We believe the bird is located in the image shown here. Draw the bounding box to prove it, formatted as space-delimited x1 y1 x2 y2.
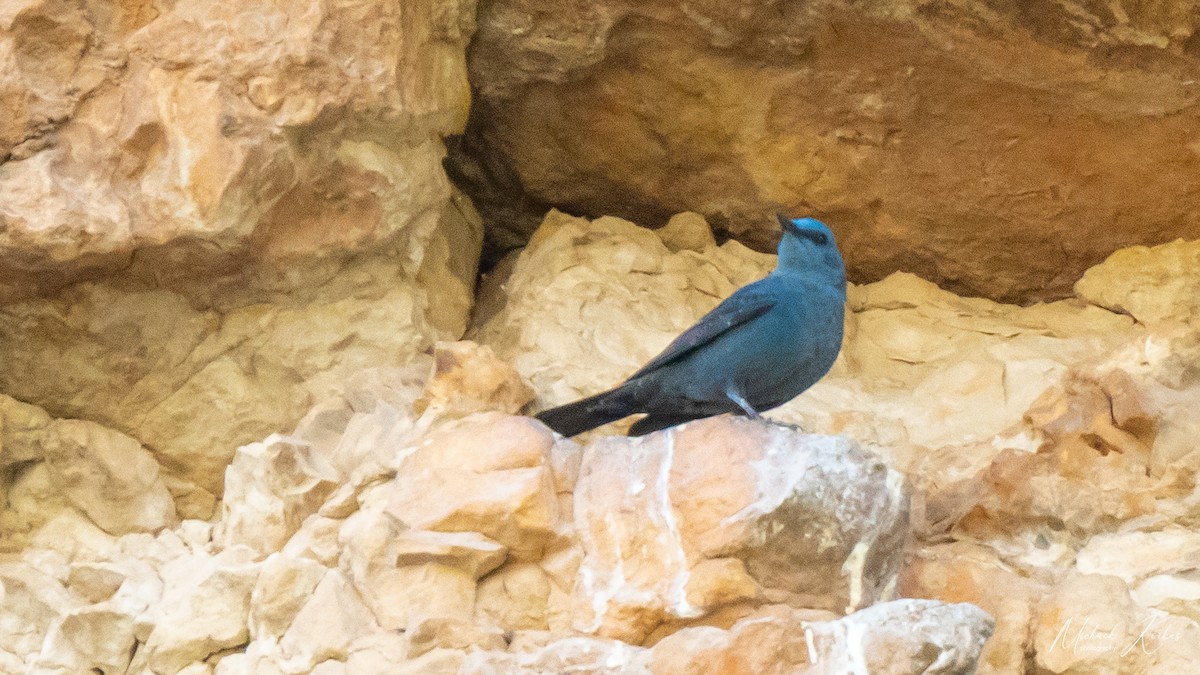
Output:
535 213 846 437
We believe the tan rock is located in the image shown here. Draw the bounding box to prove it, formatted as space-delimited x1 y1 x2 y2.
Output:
249 554 327 640
141 547 261 673
461 0 1200 301
655 212 716 253
384 412 560 560
571 416 909 642
461 633 652 674
900 542 1045 675
805 600 994 675
1033 573 1146 674
475 562 553 631
1075 240 1200 326
406 616 507 658
0 563 78 659
32 607 136 674
416 340 536 418
218 435 339 557
338 502 506 629
41 419 176 535
280 569 381 666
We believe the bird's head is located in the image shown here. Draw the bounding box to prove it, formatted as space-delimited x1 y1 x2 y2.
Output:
774 213 846 284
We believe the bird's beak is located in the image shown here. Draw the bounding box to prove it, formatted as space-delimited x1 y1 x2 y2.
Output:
776 212 798 236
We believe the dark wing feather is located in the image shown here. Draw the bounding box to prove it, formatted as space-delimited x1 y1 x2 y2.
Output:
625 290 776 381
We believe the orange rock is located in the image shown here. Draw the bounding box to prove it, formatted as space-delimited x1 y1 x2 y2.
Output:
571 416 910 642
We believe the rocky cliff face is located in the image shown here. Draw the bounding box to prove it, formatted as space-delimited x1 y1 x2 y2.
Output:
3 1 1200 673
455 0 1200 301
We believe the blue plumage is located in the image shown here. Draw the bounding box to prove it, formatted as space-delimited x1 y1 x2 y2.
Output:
536 214 847 437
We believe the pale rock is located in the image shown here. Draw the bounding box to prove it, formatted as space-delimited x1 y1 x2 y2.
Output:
0 563 78 659
279 569 381 667
803 600 994 675
385 648 466 675
571 416 909 642
1076 528 1200 587
141 546 261 673
1033 573 1147 674
178 664 215 675
416 340 535 418
384 412 560 560
650 601 990 674
0 393 52 469
338 503 505 629
473 212 1138 523
249 554 327 640
66 562 127 604
319 403 418 486
218 435 339 557
461 633 652 674
0 462 69 553
475 562 553 631
406 616 507 658
281 515 343 567
342 633 419 674
474 210 772 410
24 506 118 562
41 418 176 535
164 473 220 522
32 606 137 674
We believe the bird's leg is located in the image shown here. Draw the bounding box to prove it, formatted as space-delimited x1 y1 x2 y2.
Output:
725 386 761 419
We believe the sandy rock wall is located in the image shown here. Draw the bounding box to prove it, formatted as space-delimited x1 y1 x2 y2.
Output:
476 211 1200 674
455 0 1200 300
0 0 482 530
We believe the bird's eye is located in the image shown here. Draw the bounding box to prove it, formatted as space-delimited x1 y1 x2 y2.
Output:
812 232 828 245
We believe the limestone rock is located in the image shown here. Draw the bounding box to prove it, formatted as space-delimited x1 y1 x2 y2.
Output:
473 210 775 410
651 600 991 675
41 419 176 536
460 634 652 674
279 569 381 667
804 600 994 675
32 606 137 674
383 413 561 561
141 547 261 673
475 562 553 631
218 435 339 557
338 502 506 630
571 416 910 642
416 340 536 419
459 0 1200 301
1075 240 1200 326
248 554 328 641
406 616 507 658
0 0 484 501
0 563 78 660
900 542 1046 675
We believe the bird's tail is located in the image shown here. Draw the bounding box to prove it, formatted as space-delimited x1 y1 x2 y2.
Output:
535 386 636 438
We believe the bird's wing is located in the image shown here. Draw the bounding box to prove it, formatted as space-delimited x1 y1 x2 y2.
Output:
626 289 777 381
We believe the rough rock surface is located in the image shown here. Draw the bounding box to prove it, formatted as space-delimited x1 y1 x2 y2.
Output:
573 416 909 642
0 333 987 673
455 0 1200 300
0 0 483 511
475 211 1200 674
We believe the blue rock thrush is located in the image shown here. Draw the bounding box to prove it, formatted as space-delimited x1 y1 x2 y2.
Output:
536 213 847 437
